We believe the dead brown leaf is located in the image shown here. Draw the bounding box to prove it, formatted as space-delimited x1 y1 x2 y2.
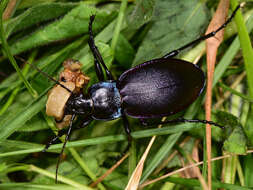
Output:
205 0 230 189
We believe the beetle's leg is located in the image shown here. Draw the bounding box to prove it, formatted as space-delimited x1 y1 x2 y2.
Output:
55 114 76 183
163 4 241 58
166 118 224 129
78 116 93 129
143 118 224 129
89 15 114 80
121 110 132 152
43 116 93 152
139 118 149 126
94 59 104 81
42 130 66 152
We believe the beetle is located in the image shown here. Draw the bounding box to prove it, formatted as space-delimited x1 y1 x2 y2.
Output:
39 5 241 182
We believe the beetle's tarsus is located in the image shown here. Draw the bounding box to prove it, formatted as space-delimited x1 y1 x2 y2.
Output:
147 118 225 129
163 4 241 58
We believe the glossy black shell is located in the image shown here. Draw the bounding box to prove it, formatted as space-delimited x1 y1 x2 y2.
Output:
117 58 205 118
89 82 121 120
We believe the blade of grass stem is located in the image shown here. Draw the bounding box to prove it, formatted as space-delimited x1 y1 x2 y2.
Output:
0 123 201 157
165 177 251 190
0 90 48 141
230 1 253 97
0 0 37 98
140 133 182 183
0 50 38 115
129 140 136 178
29 164 93 190
218 82 253 102
68 148 106 190
236 156 245 186
110 0 127 54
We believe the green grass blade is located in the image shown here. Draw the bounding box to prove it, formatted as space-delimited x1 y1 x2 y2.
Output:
0 51 37 115
213 11 253 87
230 0 253 97
0 123 202 157
110 0 127 54
163 177 252 190
0 0 37 97
140 133 182 183
218 82 253 102
0 91 48 141
0 183 80 190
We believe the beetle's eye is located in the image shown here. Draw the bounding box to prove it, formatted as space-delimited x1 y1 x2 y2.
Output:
60 77 66 82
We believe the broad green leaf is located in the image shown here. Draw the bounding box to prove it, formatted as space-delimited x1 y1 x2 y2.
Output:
114 34 135 68
133 0 209 65
127 0 155 29
8 3 116 55
215 111 247 154
223 126 247 154
3 2 77 41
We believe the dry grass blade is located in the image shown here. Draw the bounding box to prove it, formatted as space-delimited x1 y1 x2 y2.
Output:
154 136 191 175
90 152 130 188
2 0 17 20
185 140 208 190
205 0 230 189
139 150 253 189
125 117 166 190
125 136 156 190
214 72 246 109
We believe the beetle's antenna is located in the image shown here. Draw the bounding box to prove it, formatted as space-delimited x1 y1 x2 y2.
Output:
16 56 73 93
55 114 76 183
163 4 242 58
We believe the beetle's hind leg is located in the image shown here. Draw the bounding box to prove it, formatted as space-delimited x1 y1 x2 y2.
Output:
163 4 241 58
142 117 224 129
88 15 114 81
165 118 224 129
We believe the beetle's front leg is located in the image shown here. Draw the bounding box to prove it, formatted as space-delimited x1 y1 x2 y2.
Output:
88 15 114 81
42 129 67 152
43 116 93 152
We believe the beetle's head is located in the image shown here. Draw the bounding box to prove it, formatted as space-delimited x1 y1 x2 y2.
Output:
65 93 93 115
